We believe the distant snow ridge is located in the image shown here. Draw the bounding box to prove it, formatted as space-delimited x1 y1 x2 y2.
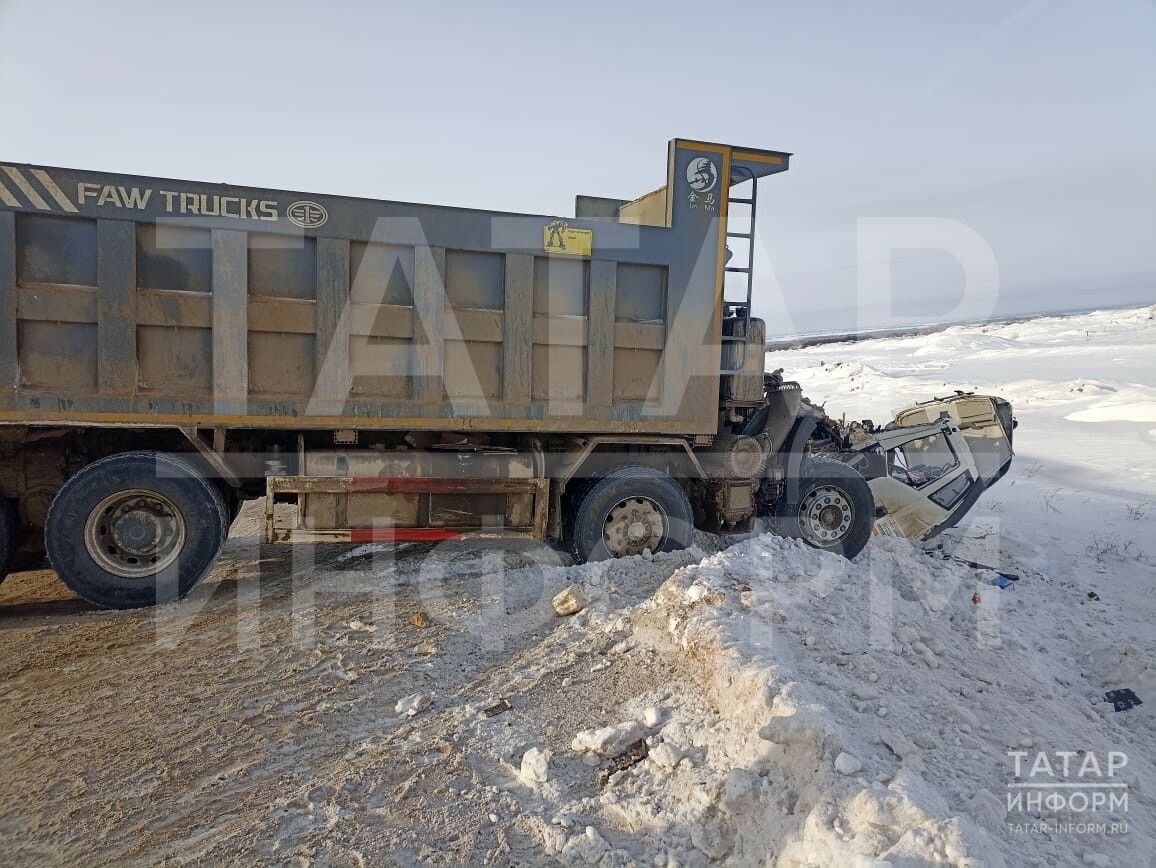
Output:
910 331 1026 357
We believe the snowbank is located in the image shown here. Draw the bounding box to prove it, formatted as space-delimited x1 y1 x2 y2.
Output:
505 306 1155 866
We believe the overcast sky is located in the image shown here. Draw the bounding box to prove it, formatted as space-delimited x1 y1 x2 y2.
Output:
1 0 1152 335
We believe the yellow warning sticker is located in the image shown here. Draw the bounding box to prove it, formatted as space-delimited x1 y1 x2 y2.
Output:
544 220 592 257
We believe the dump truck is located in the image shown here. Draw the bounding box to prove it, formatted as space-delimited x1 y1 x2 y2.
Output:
0 140 1014 608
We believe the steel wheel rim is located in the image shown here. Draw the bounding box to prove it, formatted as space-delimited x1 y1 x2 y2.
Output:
83 489 187 579
603 496 666 557
800 485 854 546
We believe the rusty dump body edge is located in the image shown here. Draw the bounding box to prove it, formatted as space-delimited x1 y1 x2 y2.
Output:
0 141 790 436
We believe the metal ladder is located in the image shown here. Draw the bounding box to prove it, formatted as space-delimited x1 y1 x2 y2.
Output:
721 165 758 374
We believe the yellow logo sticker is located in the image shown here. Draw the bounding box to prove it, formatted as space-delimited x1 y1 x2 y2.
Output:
544 219 592 257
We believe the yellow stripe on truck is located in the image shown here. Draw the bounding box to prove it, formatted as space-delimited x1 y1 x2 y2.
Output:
2 166 51 210
30 169 79 212
0 179 19 208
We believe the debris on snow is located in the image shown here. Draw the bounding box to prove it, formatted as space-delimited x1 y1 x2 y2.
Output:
1105 688 1142 712
519 747 551 787
597 739 648 785
571 721 643 757
648 742 682 770
552 585 590 616
394 693 430 717
482 698 511 718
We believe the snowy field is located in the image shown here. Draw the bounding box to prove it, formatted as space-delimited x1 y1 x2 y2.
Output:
0 306 1152 866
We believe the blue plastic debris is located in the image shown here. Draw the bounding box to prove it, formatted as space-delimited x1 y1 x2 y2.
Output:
991 574 1015 590
1105 689 1142 712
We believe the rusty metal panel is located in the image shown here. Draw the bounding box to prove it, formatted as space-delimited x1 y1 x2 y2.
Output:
445 250 504 311
137 224 211 293
17 213 96 287
503 253 533 406
314 237 351 414
412 245 444 406
351 241 414 306
531 256 588 407
453 308 504 343
444 250 504 405
611 263 665 405
211 230 248 412
614 322 665 350
248 232 316 300
16 284 95 323
247 299 315 334
533 256 586 317
11 212 101 394
249 332 315 396
248 231 318 398
531 344 585 404
96 220 136 395
444 339 502 401
586 259 616 415
18 321 98 391
0 211 15 406
349 335 412 398
348 303 414 339
613 347 662 403
268 475 548 539
136 289 211 328
615 263 666 323
138 324 211 394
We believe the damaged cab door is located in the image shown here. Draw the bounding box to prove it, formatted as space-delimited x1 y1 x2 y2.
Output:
849 395 1015 540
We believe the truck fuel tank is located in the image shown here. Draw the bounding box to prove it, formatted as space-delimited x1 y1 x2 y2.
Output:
300 449 540 531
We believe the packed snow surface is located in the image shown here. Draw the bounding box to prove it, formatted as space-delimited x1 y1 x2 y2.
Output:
1 306 1153 866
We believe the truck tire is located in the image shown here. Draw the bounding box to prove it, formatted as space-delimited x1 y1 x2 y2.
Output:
570 465 694 562
773 456 873 558
219 485 244 534
0 499 17 585
44 452 229 609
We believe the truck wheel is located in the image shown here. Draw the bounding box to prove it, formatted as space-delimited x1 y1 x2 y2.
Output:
570 466 694 562
774 456 873 558
44 452 228 609
0 499 17 584
219 485 244 534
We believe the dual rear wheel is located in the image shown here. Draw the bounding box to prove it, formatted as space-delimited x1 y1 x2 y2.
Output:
44 452 228 609
0 499 17 586
567 458 873 563
568 465 695 562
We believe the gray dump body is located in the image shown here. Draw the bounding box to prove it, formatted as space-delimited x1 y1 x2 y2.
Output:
0 140 788 436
